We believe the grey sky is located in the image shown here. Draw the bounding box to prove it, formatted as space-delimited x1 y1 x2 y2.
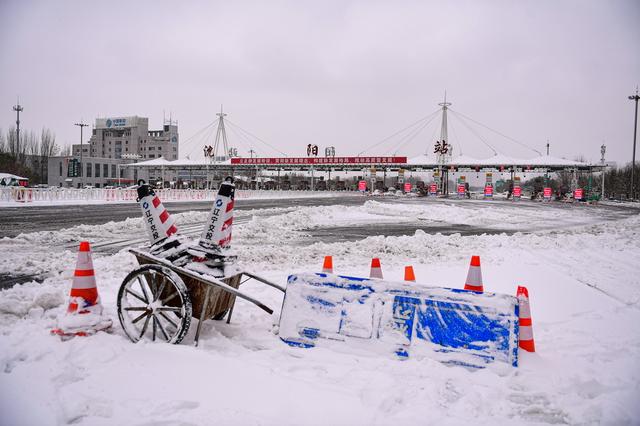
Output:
1 0 638 163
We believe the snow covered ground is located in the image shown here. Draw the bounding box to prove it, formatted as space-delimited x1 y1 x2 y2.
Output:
1 199 639 425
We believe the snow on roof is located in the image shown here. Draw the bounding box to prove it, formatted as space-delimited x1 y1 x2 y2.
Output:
129 157 172 166
407 154 438 165
0 173 28 180
446 154 482 166
473 153 525 166
521 155 590 167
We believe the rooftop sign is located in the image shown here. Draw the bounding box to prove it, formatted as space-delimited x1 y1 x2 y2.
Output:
231 156 407 165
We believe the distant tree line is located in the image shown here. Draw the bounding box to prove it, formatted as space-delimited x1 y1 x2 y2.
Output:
513 164 639 200
0 126 70 184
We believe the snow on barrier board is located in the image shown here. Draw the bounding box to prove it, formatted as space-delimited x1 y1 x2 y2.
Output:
278 273 519 368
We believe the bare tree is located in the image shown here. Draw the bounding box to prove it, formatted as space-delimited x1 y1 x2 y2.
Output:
7 127 17 157
40 128 59 157
0 129 5 153
37 128 59 183
60 144 71 156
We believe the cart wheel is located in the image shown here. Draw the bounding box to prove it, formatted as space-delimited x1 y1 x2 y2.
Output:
117 264 192 344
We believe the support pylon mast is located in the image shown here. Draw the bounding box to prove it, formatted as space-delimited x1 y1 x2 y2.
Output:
212 105 229 163
438 92 452 163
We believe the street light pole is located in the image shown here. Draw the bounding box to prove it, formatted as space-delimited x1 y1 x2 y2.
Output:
600 144 606 200
13 101 23 155
74 121 88 188
629 88 639 200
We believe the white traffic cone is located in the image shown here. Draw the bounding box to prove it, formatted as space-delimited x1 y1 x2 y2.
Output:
198 177 235 252
137 182 178 246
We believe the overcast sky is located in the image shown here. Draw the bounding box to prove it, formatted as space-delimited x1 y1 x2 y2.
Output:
1 0 638 163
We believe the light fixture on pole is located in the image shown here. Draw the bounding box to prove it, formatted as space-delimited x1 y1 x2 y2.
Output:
74 121 88 187
629 88 639 200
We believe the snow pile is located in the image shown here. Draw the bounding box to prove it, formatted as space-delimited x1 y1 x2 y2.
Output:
1 200 639 424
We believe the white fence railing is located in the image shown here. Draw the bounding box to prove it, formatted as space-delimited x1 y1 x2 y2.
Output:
0 187 353 204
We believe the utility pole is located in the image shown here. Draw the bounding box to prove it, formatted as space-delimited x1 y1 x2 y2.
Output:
75 121 88 187
629 88 639 200
600 144 606 200
13 100 23 156
546 140 550 156
248 149 255 158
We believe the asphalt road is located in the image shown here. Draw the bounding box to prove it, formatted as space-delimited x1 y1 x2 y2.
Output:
0 196 368 239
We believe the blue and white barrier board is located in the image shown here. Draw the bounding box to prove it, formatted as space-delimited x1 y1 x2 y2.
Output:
278 273 520 368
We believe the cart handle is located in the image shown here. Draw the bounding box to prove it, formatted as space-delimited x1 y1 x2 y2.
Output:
238 271 286 293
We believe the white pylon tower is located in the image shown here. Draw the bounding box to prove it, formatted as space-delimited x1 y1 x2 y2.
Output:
211 105 229 163
437 92 453 164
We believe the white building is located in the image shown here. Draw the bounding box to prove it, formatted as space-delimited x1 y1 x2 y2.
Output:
73 116 179 161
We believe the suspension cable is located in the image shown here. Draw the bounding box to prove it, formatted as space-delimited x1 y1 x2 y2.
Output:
449 108 541 155
356 108 441 156
449 111 498 155
387 112 440 155
225 119 288 157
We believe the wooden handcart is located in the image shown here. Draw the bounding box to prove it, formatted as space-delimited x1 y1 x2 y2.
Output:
117 247 285 345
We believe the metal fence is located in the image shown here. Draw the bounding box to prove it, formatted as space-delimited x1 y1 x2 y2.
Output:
0 187 350 204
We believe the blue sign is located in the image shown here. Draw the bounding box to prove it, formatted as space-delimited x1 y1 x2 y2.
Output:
106 118 127 128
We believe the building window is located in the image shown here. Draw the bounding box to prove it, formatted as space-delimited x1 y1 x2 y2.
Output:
111 164 116 178
103 164 109 177
149 154 155 158
95 163 100 177
86 163 92 177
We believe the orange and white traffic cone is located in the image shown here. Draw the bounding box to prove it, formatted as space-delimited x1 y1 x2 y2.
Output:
52 241 112 338
137 183 178 246
322 256 333 274
370 258 383 279
463 255 484 292
404 266 416 282
67 241 99 314
517 286 535 352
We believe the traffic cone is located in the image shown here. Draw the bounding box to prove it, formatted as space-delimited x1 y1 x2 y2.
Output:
198 177 235 252
52 241 111 338
463 255 483 292
517 286 535 352
404 266 416 282
322 256 333 274
67 241 99 313
369 258 383 279
137 183 178 246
